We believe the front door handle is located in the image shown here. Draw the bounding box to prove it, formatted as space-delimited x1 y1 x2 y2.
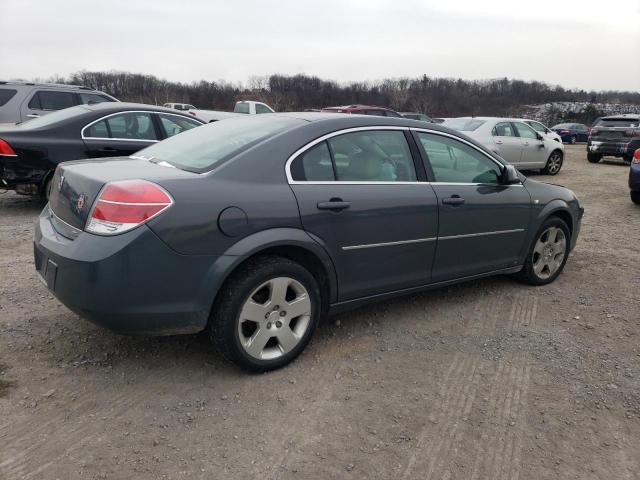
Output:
317 199 351 211
442 196 465 206
495 140 503 145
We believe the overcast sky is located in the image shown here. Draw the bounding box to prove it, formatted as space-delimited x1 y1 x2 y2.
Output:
1 0 639 92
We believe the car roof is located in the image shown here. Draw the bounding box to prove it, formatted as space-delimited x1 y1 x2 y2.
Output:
83 102 198 116
0 81 99 91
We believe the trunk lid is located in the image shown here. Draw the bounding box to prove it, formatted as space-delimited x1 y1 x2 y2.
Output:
591 117 640 141
49 157 196 230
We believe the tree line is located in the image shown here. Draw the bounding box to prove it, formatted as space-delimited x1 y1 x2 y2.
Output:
42 70 640 121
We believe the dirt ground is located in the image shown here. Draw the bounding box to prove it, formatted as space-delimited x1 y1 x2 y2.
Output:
0 145 638 480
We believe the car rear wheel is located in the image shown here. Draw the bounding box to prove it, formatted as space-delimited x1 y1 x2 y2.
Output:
516 217 570 286
587 153 602 163
542 151 563 175
623 154 632 165
631 191 640 205
209 255 321 372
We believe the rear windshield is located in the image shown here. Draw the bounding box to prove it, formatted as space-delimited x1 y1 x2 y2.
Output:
594 118 640 128
17 105 89 128
0 88 17 107
442 118 486 131
234 102 250 114
133 115 302 173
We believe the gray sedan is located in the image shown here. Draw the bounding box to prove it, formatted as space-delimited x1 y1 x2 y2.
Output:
444 117 566 175
34 113 583 371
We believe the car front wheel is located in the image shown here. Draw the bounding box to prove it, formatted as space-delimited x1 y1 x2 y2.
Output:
587 153 602 163
209 255 321 372
516 217 570 286
542 151 563 175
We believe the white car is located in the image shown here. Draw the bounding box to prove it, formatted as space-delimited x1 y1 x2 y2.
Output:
189 101 276 123
443 117 565 175
163 103 196 111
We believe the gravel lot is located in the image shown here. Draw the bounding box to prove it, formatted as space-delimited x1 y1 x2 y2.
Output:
1 145 639 479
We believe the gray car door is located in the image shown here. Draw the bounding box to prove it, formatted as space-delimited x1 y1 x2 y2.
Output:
414 130 531 281
288 128 439 301
514 121 547 167
491 121 524 165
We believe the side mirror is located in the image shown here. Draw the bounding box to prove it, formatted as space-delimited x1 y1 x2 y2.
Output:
502 164 521 185
536 132 544 141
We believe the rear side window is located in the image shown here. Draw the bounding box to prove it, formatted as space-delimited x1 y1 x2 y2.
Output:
85 120 109 138
234 102 250 114
291 130 417 182
417 132 501 184
106 112 157 140
134 115 302 173
79 93 114 105
492 122 516 137
28 91 76 111
0 88 17 107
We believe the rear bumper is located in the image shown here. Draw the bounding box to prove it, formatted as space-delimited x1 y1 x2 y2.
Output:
587 140 640 158
34 206 230 335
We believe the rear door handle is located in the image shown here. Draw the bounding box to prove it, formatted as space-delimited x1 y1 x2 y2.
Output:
317 199 351 211
99 147 117 152
26 114 40 118
442 196 465 206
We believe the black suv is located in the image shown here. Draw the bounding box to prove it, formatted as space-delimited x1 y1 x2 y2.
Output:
0 82 118 124
587 114 640 164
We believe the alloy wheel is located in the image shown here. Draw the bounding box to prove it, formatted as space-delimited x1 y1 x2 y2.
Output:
546 153 562 174
532 227 567 280
237 277 312 360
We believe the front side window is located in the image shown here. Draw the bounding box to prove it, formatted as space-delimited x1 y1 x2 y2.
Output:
514 122 538 139
492 122 515 137
79 93 114 105
28 91 76 111
255 104 271 114
417 132 501 184
105 112 157 140
158 113 201 137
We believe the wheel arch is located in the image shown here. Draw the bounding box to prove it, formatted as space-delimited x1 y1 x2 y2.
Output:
205 228 338 322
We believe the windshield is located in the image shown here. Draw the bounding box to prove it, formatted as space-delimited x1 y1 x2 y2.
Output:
18 106 89 128
133 115 302 173
443 118 486 131
595 118 639 128
234 102 250 114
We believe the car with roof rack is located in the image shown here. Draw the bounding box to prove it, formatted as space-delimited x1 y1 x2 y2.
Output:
0 81 118 125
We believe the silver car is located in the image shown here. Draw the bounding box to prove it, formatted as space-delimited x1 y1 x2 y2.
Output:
443 117 565 175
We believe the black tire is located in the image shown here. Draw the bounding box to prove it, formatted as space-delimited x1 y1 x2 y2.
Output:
43 177 53 201
623 154 632 165
587 152 602 163
515 217 571 286
631 191 640 205
541 150 563 175
570 135 577 145
209 255 321 372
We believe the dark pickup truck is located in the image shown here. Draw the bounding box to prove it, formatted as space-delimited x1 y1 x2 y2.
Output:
587 114 640 164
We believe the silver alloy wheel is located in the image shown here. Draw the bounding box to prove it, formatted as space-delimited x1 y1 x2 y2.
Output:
546 153 562 174
237 277 312 360
532 226 567 280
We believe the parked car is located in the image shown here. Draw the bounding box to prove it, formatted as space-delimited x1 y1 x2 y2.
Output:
517 119 562 143
34 113 583 372
629 148 640 204
187 109 243 123
0 81 118 125
587 114 640 164
401 112 433 122
233 101 275 114
163 103 197 111
444 117 565 175
0 102 204 197
321 105 403 117
550 123 590 144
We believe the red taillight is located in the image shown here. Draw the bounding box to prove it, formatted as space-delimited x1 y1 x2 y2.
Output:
86 180 173 235
633 149 640 164
0 139 16 156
